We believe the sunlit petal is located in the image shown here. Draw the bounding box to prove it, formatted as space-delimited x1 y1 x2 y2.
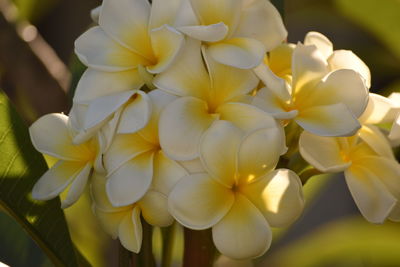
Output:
304 31 333 59
178 23 228 42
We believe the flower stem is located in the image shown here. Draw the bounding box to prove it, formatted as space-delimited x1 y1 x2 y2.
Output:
138 219 156 267
183 228 215 267
161 223 176 267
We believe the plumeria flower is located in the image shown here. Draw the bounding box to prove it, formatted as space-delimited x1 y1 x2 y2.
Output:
253 42 369 136
91 172 175 253
169 121 304 259
30 113 102 208
178 0 287 69
299 126 400 223
103 90 187 207
155 39 283 160
388 93 400 145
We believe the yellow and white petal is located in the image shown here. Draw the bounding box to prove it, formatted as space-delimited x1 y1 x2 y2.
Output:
95 208 129 239
291 43 328 94
118 207 143 253
207 37 266 69
179 23 228 42
140 190 173 227
302 69 368 117
32 160 87 201
212 194 272 260
90 6 101 24
200 121 242 187
84 91 136 130
91 172 125 212
153 38 210 100
189 0 241 32
152 151 187 195
159 97 217 161
147 25 185 74
118 91 152 134
104 133 154 175
73 69 143 104
234 0 287 51
304 32 333 60
359 125 394 159
168 173 234 230
99 0 153 60
240 169 304 227
218 102 282 132
61 163 92 209
30 114 91 161
149 0 183 29
389 115 400 144
299 131 351 172
96 108 122 152
268 43 295 78
106 152 154 207
328 50 371 88
345 166 397 224
204 48 258 103
75 26 148 71
253 63 291 102
138 90 178 145
296 103 360 137
178 158 205 174
252 88 297 120
238 128 285 182
359 93 399 124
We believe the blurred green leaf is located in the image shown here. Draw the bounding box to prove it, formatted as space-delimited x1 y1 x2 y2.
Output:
0 91 88 267
335 0 400 60
266 217 400 267
12 0 59 22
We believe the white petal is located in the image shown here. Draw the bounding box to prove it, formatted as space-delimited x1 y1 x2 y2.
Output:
207 37 266 69
328 49 371 88
238 128 285 182
241 169 304 227
159 97 217 161
61 163 92 208
212 194 272 259
84 90 136 130
118 91 152 134
32 161 87 201
29 113 91 161
99 0 153 60
118 207 143 253
75 26 148 71
168 173 234 230
90 6 101 24
147 25 185 74
292 43 328 94
389 115 400 143
345 166 397 224
304 31 333 59
106 152 154 207
178 158 205 174
252 88 297 120
359 125 395 159
140 190 173 227
200 120 242 187
299 131 351 172
218 102 282 132
359 93 399 124
73 69 143 104
295 103 360 137
149 0 184 29
178 23 228 42
153 38 210 99
234 0 287 51
302 69 369 118
95 208 129 239
152 151 187 195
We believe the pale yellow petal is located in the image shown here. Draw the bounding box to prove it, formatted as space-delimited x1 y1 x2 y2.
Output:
118 207 142 253
359 93 399 124
139 190 173 227
240 169 304 227
267 43 295 78
304 31 333 59
168 173 234 230
200 121 242 187
159 97 217 161
149 0 183 29
359 125 395 159
212 194 272 259
252 88 297 120
61 163 92 209
178 23 228 42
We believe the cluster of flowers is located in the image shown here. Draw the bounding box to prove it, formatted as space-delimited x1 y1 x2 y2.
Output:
29 0 400 260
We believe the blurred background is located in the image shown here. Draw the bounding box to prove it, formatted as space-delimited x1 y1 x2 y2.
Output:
0 0 400 266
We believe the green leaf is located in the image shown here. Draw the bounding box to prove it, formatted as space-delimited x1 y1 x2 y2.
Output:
0 91 88 267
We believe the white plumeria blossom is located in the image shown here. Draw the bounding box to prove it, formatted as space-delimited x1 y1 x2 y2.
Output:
155 38 284 160
30 113 102 208
169 121 304 259
178 0 287 69
91 172 175 253
103 90 187 207
299 127 400 224
388 93 400 145
253 41 369 137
